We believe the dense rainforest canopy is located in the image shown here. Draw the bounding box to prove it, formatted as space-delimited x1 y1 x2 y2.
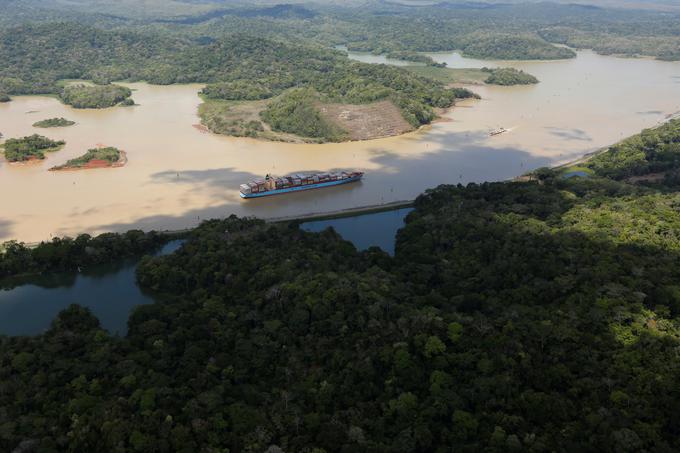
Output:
1 1 680 450
1 119 680 451
0 230 167 282
1 1 679 63
586 118 680 182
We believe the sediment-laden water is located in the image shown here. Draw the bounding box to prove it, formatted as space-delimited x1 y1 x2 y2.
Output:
1 50 679 243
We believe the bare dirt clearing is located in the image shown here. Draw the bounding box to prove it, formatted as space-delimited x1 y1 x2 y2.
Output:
318 100 413 141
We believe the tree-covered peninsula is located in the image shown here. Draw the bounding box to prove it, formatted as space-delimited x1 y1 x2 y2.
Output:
482 67 539 85
0 93 9 102
60 84 133 109
32 117 76 128
0 134 64 162
193 36 469 141
1 118 680 451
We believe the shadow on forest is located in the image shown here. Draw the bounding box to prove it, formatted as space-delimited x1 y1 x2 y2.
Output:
391 180 680 329
3 176 680 452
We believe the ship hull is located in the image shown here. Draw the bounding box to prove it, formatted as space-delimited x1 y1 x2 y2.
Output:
241 175 362 198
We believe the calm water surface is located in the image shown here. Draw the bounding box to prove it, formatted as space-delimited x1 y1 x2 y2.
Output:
301 207 413 255
1 51 679 242
0 240 183 336
0 206 411 336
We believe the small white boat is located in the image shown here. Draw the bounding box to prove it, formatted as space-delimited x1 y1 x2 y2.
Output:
490 127 507 136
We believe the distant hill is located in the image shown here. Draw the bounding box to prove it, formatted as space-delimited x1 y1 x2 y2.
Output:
161 3 317 24
235 4 317 19
381 0 680 11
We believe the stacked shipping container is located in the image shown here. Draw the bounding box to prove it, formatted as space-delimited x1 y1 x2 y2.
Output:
239 171 364 198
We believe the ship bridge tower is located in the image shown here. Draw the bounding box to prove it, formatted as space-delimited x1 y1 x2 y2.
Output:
264 173 276 191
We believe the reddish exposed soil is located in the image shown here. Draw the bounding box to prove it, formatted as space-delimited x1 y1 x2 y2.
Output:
49 150 127 172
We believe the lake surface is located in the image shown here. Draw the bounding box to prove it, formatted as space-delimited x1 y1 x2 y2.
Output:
301 207 413 255
1 50 679 243
0 206 411 337
0 240 183 336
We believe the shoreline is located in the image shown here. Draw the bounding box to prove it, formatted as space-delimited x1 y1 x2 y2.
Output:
1 143 66 166
267 200 415 224
3 96 678 245
18 201 416 249
198 94 471 144
12 111 680 247
541 110 680 175
49 150 127 172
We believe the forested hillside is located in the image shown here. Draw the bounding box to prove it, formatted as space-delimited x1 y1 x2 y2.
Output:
1 1 679 62
1 2 678 137
1 120 680 451
0 24 177 94
0 25 459 139
169 2 679 61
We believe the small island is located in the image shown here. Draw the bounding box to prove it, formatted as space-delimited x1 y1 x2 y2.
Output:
481 67 539 85
33 117 76 128
49 146 126 171
0 134 65 162
0 93 10 103
60 84 133 109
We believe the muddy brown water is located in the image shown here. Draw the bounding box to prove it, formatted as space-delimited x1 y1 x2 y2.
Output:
1 50 680 243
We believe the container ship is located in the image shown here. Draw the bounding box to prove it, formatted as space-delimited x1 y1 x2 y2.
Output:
240 171 364 198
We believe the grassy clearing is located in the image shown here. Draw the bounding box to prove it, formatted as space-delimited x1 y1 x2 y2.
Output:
404 66 489 84
198 98 309 143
